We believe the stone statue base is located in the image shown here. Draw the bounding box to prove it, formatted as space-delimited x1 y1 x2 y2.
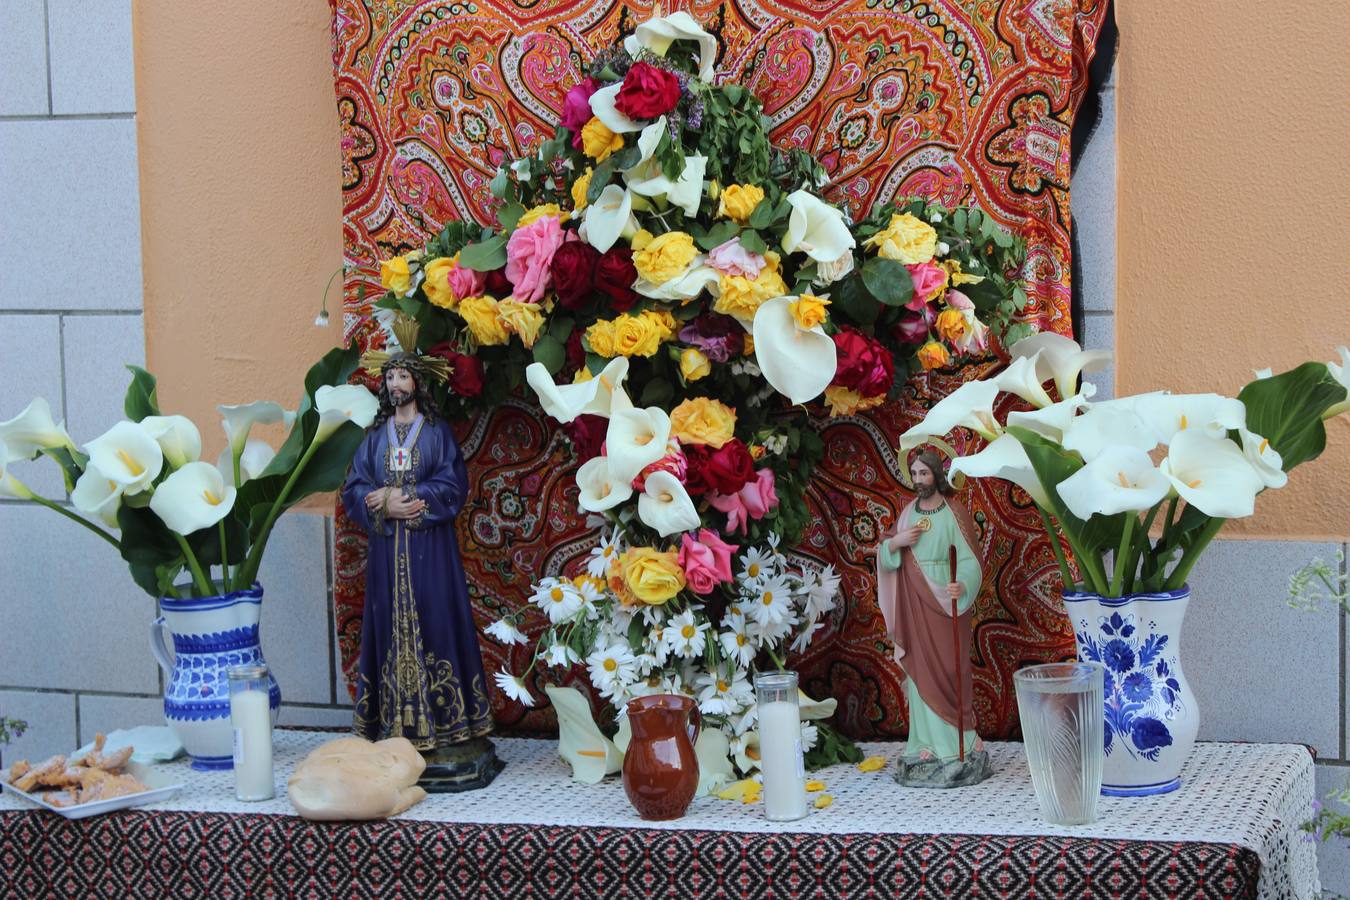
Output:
894 749 992 789
419 737 505 793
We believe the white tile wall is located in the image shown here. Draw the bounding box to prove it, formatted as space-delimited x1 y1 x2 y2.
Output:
0 2 50 117
47 0 135 115
0 690 76 765
61 312 146 439
0 313 67 496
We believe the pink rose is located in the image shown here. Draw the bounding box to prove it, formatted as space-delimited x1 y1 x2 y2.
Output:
505 216 565 303
895 311 929 344
448 262 486 302
707 238 765 279
946 288 973 311
561 77 600 149
905 262 948 312
709 469 779 534
678 528 739 595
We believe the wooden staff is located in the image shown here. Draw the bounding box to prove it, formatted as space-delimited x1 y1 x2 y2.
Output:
949 543 964 762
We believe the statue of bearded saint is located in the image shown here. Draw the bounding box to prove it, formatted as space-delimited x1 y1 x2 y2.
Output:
876 447 992 787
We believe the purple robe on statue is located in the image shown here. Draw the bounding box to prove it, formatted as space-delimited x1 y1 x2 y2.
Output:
340 414 494 751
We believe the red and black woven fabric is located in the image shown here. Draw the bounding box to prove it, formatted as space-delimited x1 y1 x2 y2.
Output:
0 809 1259 899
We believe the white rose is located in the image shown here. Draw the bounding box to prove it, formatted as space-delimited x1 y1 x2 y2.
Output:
813 249 856 287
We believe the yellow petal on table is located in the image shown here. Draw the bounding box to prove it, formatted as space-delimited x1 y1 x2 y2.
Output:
805 780 826 792
715 779 762 802
741 788 762 805
814 794 834 809
857 756 887 773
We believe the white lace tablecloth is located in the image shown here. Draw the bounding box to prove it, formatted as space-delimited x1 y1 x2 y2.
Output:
0 732 1320 899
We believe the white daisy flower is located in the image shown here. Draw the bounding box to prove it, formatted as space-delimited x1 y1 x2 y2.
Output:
485 618 528 646
645 625 672 666
575 577 605 620
534 580 585 624
694 668 753 717
634 652 662 677
738 546 774 583
806 565 841 619
750 613 796 648
800 722 819 751
493 670 535 707
731 703 758 736
587 530 624 578
763 433 788 456
764 532 786 565
718 615 757 669
749 575 793 627
542 643 580 668
668 609 711 659
790 618 825 655
586 643 638 702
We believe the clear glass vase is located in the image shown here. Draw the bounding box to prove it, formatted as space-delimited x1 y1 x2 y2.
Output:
1015 662 1105 825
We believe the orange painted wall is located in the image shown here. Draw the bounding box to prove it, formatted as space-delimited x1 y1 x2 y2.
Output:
1115 1 1350 540
133 1 342 463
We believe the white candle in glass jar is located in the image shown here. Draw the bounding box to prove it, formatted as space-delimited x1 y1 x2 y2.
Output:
757 699 808 821
230 689 274 801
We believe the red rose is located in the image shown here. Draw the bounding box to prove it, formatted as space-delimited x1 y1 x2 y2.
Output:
550 241 599 311
594 247 639 312
564 414 607 463
614 62 682 121
688 439 755 496
565 329 586 373
832 328 896 398
429 344 486 398
484 267 513 298
561 77 601 147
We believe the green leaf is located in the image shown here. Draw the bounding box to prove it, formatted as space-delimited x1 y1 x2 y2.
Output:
747 198 775 230
116 503 183 597
738 230 768 255
1237 361 1347 471
586 156 621 204
548 316 575 343
640 379 674 407
1006 426 1125 555
861 257 915 307
39 447 85 493
457 235 508 272
532 334 566 376
123 366 161 422
832 272 879 325
497 202 525 232
695 220 739 252
489 167 509 200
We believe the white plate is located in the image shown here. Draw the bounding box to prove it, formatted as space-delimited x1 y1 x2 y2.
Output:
1 761 184 820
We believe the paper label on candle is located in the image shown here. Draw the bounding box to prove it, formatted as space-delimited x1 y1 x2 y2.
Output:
795 741 805 779
233 728 243 767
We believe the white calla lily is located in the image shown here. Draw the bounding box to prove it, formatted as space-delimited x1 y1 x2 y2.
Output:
1009 332 1111 402
623 11 717 82
581 184 635 254
993 353 1055 409
314 384 379 442
587 82 643 134
85 421 164 494
605 406 672 485
575 456 635 513
219 401 286 454
216 440 276 486
545 685 623 784
634 263 719 302
637 470 701 537
627 154 706 217
149 461 237 535
751 296 838 405
1059 402 1158 462
1238 428 1287 489
71 464 125 529
1056 446 1171 519
780 189 856 262
0 398 75 460
1129 392 1246 445
1326 347 1350 418
949 434 1052 508
624 118 668 174
1158 428 1264 518
899 380 1001 451
141 415 202 469
0 440 33 499
527 357 632 423
1005 389 1093 443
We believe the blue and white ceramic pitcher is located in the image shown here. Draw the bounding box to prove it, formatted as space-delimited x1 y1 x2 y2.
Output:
150 584 280 770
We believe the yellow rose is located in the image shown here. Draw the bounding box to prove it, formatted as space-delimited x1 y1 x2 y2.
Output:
917 340 951 371
621 547 686 605
517 203 566 228
458 295 509 346
645 310 678 340
630 229 654 251
824 386 886 417
712 261 787 323
944 259 985 286
717 184 765 225
571 167 593 213
743 334 755 356
586 320 617 357
634 231 697 285
670 396 737 448
680 347 711 382
497 298 546 348
935 308 968 344
380 255 413 294
581 116 624 162
572 366 594 384
864 212 938 264
422 256 459 310
789 293 831 330
612 313 662 358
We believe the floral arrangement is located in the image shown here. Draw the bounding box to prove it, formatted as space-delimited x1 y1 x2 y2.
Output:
901 336 1349 598
0 346 375 598
361 12 1025 773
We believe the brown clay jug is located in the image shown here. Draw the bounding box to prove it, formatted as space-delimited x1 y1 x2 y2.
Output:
622 694 702 820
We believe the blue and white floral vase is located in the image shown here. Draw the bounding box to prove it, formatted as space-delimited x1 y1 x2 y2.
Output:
149 584 281 771
1063 586 1198 797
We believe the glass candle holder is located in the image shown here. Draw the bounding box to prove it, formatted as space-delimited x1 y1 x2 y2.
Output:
754 671 808 822
228 664 274 801
1014 662 1105 825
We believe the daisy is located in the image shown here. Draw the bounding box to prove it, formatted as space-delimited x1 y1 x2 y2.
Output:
731 703 758 736
790 618 825 655
645 625 672 666
534 580 585 624
751 613 796 648
493 670 535 707
586 530 624 578
749 575 793 628
586 643 638 702
718 615 756 669
738 546 774 583
800 722 819 751
695 668 752 717
573 576 605 620
485 618 528 646
668 609 711 659
764 532 787 566
542 643 580 668
806 564 841 619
